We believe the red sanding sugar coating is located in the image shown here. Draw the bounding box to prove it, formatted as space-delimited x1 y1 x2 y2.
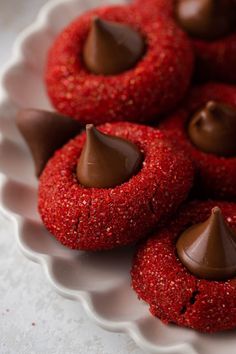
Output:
133 0 173 21
45 5 193 125
38 123 194 251
133 0 236 83
131 200 236 333
160 83 236 200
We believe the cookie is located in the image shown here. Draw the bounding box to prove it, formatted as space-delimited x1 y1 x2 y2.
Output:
131 200 236 333
160 83 236 200
38 122 194 250
46 4 193 125
134 0 236 83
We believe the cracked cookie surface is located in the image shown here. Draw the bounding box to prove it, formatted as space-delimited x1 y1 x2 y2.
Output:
131 200 236 333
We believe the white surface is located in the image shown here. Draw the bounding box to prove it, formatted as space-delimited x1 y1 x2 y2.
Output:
0 1 143 353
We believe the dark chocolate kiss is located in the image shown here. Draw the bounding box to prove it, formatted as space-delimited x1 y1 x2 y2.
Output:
83 17 145 75
176 207 236 280
76 124 143 188
17 109 82 177
175 0 236 40
188 100 236 157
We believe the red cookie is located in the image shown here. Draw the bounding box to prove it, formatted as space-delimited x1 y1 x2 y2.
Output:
160 83 236 200
134 0 236 83
38 122 194 251
131 200 236 333
45 5 193 125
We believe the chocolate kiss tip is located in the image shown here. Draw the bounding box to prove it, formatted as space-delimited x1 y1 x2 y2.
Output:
92 16 99 23
206 101 217 111
92 16 104 27
91 17 102 30
76 125 143 189
212 206 221 215
177 206 236 280
86 124 94 131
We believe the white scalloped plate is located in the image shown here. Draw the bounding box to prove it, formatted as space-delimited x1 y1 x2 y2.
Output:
0 1 236 353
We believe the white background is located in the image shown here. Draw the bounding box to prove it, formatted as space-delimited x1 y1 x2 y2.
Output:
0 1 143 353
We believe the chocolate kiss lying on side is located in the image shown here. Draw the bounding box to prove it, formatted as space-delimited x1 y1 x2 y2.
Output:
17 109 83 177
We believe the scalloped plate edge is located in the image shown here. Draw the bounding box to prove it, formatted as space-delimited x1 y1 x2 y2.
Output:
0 1 198 353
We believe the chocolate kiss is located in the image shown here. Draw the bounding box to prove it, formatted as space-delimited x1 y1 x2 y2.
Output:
83 17 145 75
188 100 236 157
175 0 236 40
76 124 143 188
17 109 82 177
177 207 236 280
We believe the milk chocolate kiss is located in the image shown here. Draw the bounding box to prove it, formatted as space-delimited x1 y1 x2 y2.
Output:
175 0 236 40
17 109 82 177
76 125 143 188
83 17 145 75
177 207 236 280
188 101 236 157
